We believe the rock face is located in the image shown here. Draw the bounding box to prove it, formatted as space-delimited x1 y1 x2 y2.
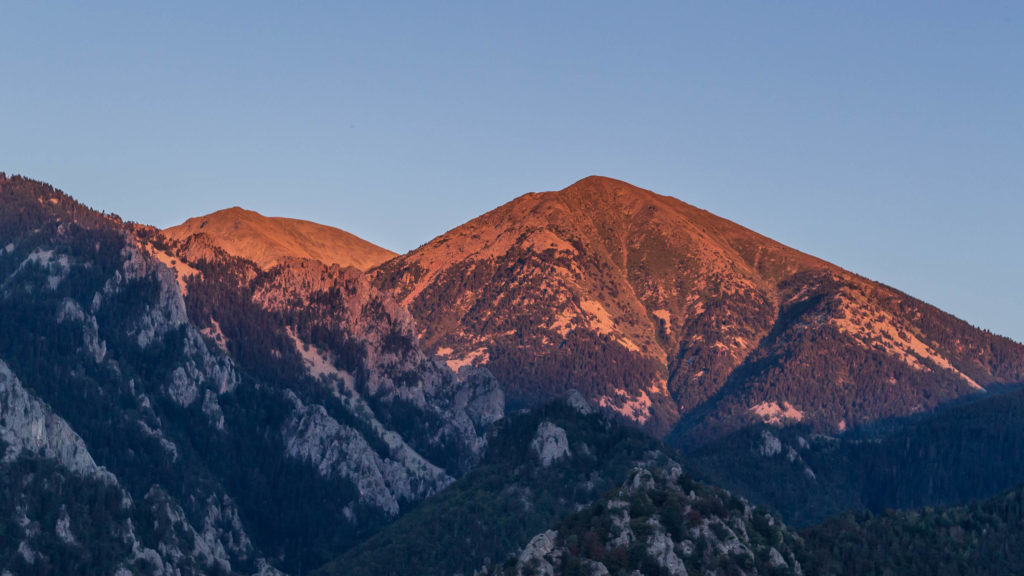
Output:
530 421 572 467
155 201 503 569
163 206 396 270
282 391 452 517
0 175 275 574
515 531 559 576
375 175 1024 442
248 257 503 456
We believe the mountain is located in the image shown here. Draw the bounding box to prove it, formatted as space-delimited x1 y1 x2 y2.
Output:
376 175 1024 441
0 174 498 574
163 207 395 271
6 171 1024 575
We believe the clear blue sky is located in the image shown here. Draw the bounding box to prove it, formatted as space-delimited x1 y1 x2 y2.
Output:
2 2 1022 342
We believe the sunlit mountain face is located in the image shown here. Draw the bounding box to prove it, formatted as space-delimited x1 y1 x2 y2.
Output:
163 206 396 271
375 175 1024 442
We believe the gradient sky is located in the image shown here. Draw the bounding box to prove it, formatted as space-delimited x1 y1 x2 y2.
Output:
2 2 1022 342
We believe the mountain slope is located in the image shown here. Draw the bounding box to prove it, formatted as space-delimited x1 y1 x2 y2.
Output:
376 175 1024 440
1 175 266 574
163 207 395 270
0 174 498 574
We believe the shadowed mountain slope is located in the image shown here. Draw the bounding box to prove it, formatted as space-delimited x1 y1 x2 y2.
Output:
685 383 1024 527
0 174 497 574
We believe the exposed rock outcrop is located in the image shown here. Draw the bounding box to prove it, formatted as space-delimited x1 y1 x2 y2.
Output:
283 391 452 517
530 421 572 467
0 360 115 484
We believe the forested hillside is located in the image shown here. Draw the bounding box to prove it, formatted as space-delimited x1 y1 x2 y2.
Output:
802 487 1024 576
481 465 804 576
321 397 806 576
687 385 1024 526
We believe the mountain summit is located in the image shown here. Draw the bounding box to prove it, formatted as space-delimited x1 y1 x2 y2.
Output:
163 206 395 270
377 176 1024 440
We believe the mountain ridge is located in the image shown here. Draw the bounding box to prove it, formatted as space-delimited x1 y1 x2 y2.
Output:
146 174 1024 442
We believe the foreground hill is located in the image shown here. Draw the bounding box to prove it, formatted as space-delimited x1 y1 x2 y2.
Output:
326 394 1024 576
483 465 804 576
163 207 395 270
376 175 1024 441
321 398 803 576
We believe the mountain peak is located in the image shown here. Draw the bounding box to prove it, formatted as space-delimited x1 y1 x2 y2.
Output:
163 208 396 271
566 174 642 190
554 175 657 205
203 206 267 221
